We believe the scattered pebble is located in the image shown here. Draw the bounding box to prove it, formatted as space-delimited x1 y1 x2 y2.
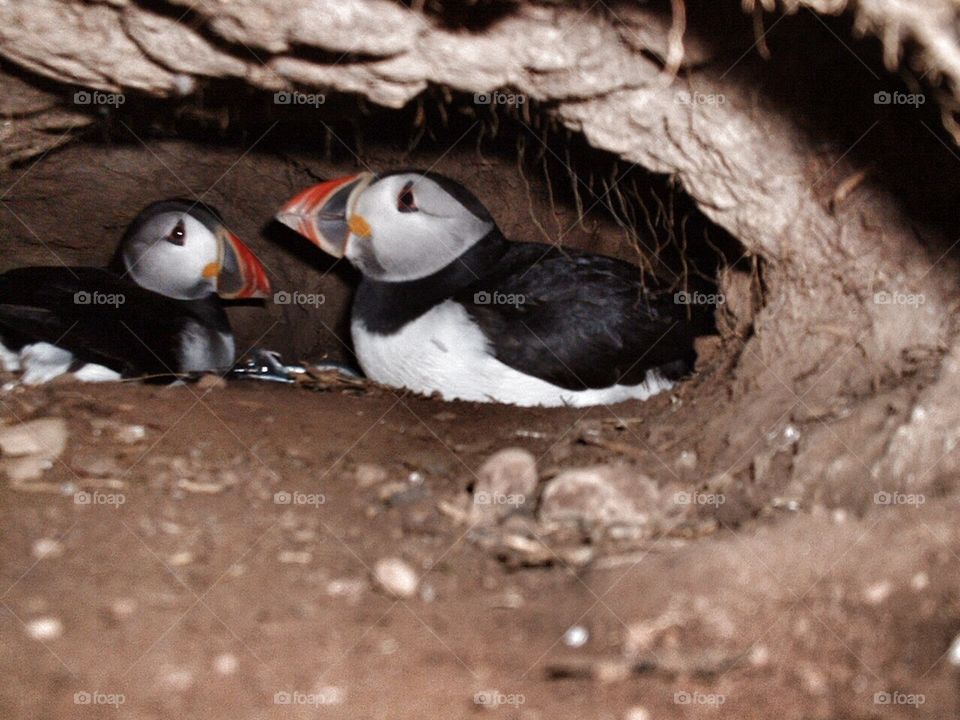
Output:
910 572 929 591
372 557 419 599
160 667 195 692
31 538 63 559
26 616 62 640
278 550 312 565
109 597 137 620
539 466 663 528
471 447 538 523
863 580 892 605
674 450 698 472
749 644 770 667
168 551 194 567
624 707 650 720
213 653 238 675
948 634 960 666
115 424 146 444
563 625 589 648
0 418 68 483
326 577 366 600
783 424 801 443
355 463 388 488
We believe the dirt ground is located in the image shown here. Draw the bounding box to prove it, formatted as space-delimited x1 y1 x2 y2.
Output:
1 357 958 720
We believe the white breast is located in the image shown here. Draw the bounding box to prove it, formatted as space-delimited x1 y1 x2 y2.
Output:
351 301 673 407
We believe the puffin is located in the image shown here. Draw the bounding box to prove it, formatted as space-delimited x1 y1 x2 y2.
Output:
277 171 696 407
0 199 271 384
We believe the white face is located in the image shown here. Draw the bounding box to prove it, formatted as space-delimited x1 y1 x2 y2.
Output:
121 211 221 300
345 173 495 282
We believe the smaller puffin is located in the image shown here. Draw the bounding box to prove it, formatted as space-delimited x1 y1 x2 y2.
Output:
277 171 696 407
0 199 271 384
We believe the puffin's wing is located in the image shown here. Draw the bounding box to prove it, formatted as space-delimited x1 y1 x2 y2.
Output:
0 267 187 375
458 245 696 391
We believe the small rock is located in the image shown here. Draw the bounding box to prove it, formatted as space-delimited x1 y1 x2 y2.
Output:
71 451 120 478
674 450 698 472
278 550 312 564
471 447 538 523
168 551 193 567
213 653 238 675
863 580 892 605
109 597 137 620
372 557 419 599
115 424 146 444
32 538 63 559
563 625 589 648
624 707 651 720
26 616 62 640
160 667 194 692
910 572 929 591
355 463 388 488
948 634 960 666
539 466 665 528
0 418 68 482
196 374 227 391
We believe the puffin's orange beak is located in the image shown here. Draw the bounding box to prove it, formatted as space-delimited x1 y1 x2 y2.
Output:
276 173 374 258
212 229 271 299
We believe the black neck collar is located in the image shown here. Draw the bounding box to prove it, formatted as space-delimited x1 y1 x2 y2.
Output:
352 229 509 334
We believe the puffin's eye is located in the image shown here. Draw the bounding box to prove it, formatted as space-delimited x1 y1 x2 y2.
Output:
165 219 187 246
397 183 418 213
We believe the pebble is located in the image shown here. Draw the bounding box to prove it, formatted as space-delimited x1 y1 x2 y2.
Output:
863 580 892 605
355 463 388 488
674 450 698 472
948 634 960 666
109 597 137 620
26 616 62 640
196 374 227 391
471 447 538 523
168 551 194 567
32 538 63 559
213 653 238 675
539 466 662 528
372 558 419 599
910 572 929 591
278 550 312 564
563 625 589 648
115 424 146 444
624 707 651 720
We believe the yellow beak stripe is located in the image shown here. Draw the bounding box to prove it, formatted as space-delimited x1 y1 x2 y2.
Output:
348 214 372 238
202 262 220 279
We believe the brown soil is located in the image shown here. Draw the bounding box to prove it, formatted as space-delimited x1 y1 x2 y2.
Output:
1 362 958 720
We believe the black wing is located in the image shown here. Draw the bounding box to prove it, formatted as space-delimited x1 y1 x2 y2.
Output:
457 245 696 390
0 267 196 376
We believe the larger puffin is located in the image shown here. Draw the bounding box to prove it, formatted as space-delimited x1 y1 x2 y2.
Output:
277 171 696 407
0 199 271 384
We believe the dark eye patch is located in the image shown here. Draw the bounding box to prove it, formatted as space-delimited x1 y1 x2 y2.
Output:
165 219 186 246
397 182 418 213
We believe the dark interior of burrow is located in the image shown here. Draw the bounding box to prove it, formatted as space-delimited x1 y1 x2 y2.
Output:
0 87 751 372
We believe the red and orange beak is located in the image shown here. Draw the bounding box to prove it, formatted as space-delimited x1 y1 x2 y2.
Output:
207 228 271 299
276 172 374 258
